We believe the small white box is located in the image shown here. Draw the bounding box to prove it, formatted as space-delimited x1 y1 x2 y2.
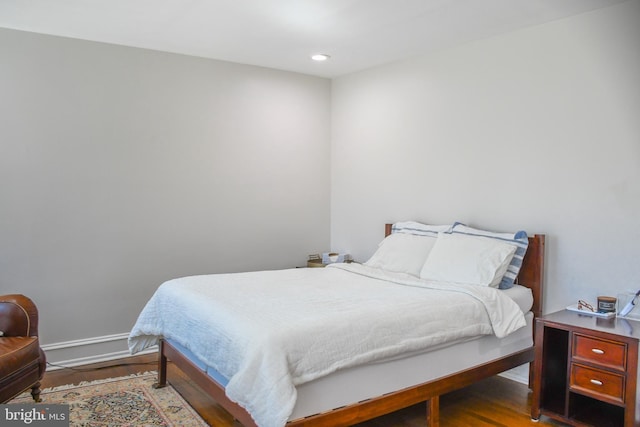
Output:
322 252 351 264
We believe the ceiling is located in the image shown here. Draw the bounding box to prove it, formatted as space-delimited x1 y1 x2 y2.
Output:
0 0 627 78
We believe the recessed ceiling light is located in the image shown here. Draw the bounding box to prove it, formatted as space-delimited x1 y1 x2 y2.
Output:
311 54 330 62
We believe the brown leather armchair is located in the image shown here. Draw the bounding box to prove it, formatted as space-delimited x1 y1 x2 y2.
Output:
0 294 47 403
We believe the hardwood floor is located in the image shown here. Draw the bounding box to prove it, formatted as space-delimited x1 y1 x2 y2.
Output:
41 355 562 426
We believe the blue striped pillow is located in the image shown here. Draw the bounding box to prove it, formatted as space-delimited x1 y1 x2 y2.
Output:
392 221 453 237
451 223 528 290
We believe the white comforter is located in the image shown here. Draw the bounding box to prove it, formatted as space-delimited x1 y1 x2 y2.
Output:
128 263 526 427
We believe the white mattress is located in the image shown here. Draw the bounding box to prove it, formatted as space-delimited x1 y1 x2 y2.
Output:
290 311 533 420
166 284 534 422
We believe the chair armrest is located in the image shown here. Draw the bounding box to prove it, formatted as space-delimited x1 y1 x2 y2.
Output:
0 294 40 337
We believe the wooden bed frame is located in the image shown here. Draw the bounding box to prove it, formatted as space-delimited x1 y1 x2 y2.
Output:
154 225 545 427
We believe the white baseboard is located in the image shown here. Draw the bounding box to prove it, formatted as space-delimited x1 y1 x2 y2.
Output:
41 333 157 371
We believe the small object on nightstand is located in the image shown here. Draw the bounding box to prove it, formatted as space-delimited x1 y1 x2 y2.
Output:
307 253 353 267
618 290 640 318
566 303 616 319
307 254 324 268
321 252 352 264
597 296 617 313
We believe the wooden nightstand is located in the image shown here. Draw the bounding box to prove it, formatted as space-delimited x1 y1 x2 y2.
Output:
532 310 640 426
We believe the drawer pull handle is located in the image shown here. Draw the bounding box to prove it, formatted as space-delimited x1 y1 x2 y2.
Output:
591 348 605 355
590 379 603 386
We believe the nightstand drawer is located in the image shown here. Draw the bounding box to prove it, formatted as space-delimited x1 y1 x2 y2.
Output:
570 363 625 404
573 334 626 370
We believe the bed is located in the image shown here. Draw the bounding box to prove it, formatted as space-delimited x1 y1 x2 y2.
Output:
129 222 545 427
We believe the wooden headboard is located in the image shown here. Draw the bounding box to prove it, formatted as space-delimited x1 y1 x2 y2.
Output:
384 224 545 318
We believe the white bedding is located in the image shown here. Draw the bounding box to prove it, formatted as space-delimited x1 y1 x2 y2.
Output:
128 263 526 427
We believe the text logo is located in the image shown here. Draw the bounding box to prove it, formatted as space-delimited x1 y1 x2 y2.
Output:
1 405 69 426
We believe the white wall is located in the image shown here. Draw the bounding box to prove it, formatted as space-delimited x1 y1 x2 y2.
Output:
331 0 640 314
0 29 331 351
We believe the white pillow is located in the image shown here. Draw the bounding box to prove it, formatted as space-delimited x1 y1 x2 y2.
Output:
451 223 528 289
419 233 517 287
365 233 438 276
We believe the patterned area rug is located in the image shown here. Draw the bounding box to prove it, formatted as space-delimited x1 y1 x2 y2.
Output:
9 372 208 426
